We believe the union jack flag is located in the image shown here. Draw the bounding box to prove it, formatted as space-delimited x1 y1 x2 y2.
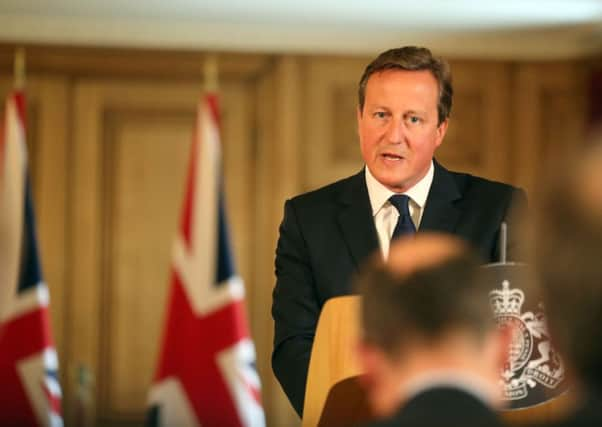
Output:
147 93 265 427
0 91 63 426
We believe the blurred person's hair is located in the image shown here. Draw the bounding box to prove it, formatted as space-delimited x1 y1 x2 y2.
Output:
355 238 492 358
358 46 453 125
533 141 602 388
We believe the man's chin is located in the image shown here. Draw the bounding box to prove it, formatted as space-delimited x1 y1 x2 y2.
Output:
379 176 412 193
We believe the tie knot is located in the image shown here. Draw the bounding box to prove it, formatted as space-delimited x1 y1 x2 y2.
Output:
389 194 411 215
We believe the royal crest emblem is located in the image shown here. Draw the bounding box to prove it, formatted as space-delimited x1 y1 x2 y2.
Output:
489 278 565 403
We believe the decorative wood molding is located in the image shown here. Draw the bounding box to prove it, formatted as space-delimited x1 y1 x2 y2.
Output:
0 43 271 80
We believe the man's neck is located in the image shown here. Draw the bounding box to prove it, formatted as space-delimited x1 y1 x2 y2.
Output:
391 338 502 409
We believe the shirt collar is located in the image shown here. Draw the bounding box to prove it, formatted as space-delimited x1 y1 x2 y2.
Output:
365 161 434 217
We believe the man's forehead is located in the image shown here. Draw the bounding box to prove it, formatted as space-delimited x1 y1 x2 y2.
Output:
363 70 439 104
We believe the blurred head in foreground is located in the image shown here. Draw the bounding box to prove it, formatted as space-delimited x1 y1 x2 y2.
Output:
533 142 602 392
355 233 510 418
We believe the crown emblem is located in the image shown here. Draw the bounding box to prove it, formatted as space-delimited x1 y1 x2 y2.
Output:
487 270 566 405
489 280 524 316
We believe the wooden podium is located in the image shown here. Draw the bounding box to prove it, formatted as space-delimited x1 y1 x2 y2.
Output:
301 296 372 427
301 296 575 427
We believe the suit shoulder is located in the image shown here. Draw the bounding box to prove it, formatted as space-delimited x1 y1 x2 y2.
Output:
449 169 521 196
287 172 361 207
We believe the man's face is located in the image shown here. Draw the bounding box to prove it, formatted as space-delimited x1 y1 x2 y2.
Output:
357 69 448 193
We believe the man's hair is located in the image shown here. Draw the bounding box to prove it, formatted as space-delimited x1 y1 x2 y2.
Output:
356 243 491 357
534 143 602 388
358 46 453 125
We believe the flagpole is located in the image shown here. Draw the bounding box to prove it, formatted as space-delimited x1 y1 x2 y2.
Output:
14 48 26 90
204 54 219 94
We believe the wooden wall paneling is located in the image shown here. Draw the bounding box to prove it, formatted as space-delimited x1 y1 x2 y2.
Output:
27 77 70 401
502 61 586 426
0 44 269 81
514 62 587 195
70 79 256 425
254 66 277 424
103 106 193 423
438 61 512 182
303 57 369 191
221 81 255 314
254 65 278 425
270 57 303 426
70 81 103 423
255 57 303 427
0 75 69 410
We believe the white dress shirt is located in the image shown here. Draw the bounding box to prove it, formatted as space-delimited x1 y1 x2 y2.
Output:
365 162 434 259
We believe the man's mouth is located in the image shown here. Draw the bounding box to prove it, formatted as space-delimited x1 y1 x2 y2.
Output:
381 153 404 161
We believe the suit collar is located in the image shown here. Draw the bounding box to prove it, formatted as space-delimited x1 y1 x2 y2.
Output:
419 160 462 234
364 162 434 216
399 386 501 425
337 170 380 267
401 370 499 410
334 161 462 266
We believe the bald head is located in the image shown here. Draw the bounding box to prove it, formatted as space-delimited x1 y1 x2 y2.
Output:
386 233 470 278
356 233 490 357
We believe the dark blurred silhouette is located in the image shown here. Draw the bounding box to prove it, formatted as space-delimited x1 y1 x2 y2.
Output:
354 233 510 427
531 141 602 426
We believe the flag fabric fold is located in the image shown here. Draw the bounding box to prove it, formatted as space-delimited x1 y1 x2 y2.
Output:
0 90 63 427
148 93 265 427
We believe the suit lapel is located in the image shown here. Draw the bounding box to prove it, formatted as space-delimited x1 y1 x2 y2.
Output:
420 161 462 234
336 170 380 268
335 163 462 266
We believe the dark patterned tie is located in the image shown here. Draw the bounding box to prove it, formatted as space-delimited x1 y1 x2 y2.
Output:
389 194 416 239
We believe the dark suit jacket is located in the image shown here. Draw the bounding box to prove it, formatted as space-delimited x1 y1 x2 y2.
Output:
272 161 526 415
359 387 504 427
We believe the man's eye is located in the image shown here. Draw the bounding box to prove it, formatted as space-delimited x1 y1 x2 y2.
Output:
408 116 421 124
373 111 387 119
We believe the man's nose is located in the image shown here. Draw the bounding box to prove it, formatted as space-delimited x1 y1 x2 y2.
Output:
386 117 405 143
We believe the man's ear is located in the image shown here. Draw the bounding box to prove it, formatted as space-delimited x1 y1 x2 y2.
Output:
435 119 449 148
357 340 373 378
356 339 382 390
357 339 405 418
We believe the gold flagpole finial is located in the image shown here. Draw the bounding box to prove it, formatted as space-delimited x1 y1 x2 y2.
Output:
203 54 219 94
14 48 26 90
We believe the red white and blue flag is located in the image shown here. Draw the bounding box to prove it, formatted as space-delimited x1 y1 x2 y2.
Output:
0 91 63 426
147 93 265 427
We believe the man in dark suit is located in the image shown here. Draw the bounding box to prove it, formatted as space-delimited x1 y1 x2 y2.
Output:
272 46 525 416
355 234 508 427
530 143 602 426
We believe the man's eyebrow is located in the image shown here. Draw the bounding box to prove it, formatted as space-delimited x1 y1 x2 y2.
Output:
366 104 390 110
404 109 427 115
